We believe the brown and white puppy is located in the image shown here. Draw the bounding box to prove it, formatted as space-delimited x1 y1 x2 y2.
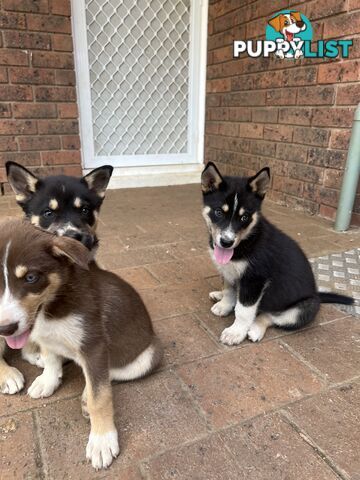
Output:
0 219 162 470
268 11 306 59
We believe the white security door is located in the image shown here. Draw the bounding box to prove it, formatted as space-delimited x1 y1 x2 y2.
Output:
72 0 207 171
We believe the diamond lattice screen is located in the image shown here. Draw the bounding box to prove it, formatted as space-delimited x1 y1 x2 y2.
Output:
85 0 190 157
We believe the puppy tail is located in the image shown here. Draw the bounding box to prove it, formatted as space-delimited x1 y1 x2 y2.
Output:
318 292 354 305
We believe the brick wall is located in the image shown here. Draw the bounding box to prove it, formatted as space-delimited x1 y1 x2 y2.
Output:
206 0 360 226
0 0 81 195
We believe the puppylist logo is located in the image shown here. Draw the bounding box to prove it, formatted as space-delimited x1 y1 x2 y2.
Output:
234 10 352 60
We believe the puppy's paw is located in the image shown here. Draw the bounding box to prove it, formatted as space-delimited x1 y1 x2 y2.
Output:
209 291 223 302
22 349 44 369
86 431 119 470
247 323 266 343
27 373 61 399
220 326 247 346
0 367 24 395
211 300 234 317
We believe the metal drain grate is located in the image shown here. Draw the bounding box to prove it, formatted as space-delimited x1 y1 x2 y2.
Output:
85 0 190 156
310 248 360 315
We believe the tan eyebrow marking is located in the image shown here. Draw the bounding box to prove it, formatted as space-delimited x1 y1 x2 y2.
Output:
222 204 229 212
239 207 245 215
15 265 28 278
15 194 26 202
74 197 82 208
49 199 58 210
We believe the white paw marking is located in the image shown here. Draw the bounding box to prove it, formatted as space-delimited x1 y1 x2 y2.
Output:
0 367 24 395
211 299 234 317
27 373 61 399
220 325 248 345
209 291 223 302
247 323 266 342
86 430 119 470
22 350 44 368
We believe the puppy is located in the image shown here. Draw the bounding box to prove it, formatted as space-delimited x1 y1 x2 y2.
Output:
0 219 162 469
268 11 306 59
5 161 113 367
201 163 353 346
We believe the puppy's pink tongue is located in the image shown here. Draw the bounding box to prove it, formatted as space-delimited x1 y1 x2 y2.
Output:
5 330 30 350
214 245 234 265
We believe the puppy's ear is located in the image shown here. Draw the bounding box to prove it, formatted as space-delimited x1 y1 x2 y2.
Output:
83 165 113 198
248 167 270 198
6 161 39 204
52 236 91 270
268 15 281 32
201 162 223 193
291 11 302 22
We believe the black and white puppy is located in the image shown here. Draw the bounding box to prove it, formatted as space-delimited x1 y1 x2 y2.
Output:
201 162 353 346
6 161 113 251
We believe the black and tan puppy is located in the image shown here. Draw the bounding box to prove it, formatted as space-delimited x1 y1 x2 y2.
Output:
201 162 353 346
5 161 113 367
0 219 162 469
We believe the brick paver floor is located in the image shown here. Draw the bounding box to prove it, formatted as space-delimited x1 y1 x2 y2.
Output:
0 184 359 480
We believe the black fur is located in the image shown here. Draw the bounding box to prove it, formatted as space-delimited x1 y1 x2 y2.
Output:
202 162 353 333
6 162 113 250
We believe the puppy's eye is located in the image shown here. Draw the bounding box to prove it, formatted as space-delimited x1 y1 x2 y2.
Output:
241 213 249 222
81 206 90 216
25 273 39 284
284 20 289 25
43 209 53 218
214 208 224 218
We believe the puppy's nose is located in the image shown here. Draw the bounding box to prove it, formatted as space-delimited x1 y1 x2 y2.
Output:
220 237 234 248
296 20 304 27
0 322 18 336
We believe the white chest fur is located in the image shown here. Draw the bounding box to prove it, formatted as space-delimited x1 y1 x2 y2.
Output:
31 312 84 361
209 248 248 285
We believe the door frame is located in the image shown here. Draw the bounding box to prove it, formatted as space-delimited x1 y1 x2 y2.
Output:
71 0 208 177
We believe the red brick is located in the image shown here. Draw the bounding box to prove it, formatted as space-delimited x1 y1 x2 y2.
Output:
0 103 11 118
305 0 347 20
0 48 28 65
9 67 55 84
308 147 347 169
0 151 40 167
55 69 75 85
323 168 344 189
0 119 36 135
323 12 360 38
273 176 304 196
330 129 351 149
62 135 81 150
219 122 239 137
38 119 78 135
312 107 355 127
318 61 360 83
279 108 312 126
35 86 76 102
283 66 317 87
3 30 50 49
290 163 324 184
276 143 307 163
213 45 233 64
303 184 339 207
32 51 74 69
33 164 82 177
0 11 26 29
49 0 71 16
297 86 335 105
349 0 360 9
206 94 221 108
13 103 57 119
223 91 266 106
252 108 278 123
52 33 73 51
3 0 49 13
239 122 263 139
41 150 81 165
27 13 71 33
293 127 330 147
266 88 297 106
263 124 293 142
0 68 8 83
18 135 60 151
249 140 276 157
337 83 360 105
228 107 251 121
57 103 78 119
0 85 32 101
0 136 17 151
319 204 336 220
207 78 231 93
